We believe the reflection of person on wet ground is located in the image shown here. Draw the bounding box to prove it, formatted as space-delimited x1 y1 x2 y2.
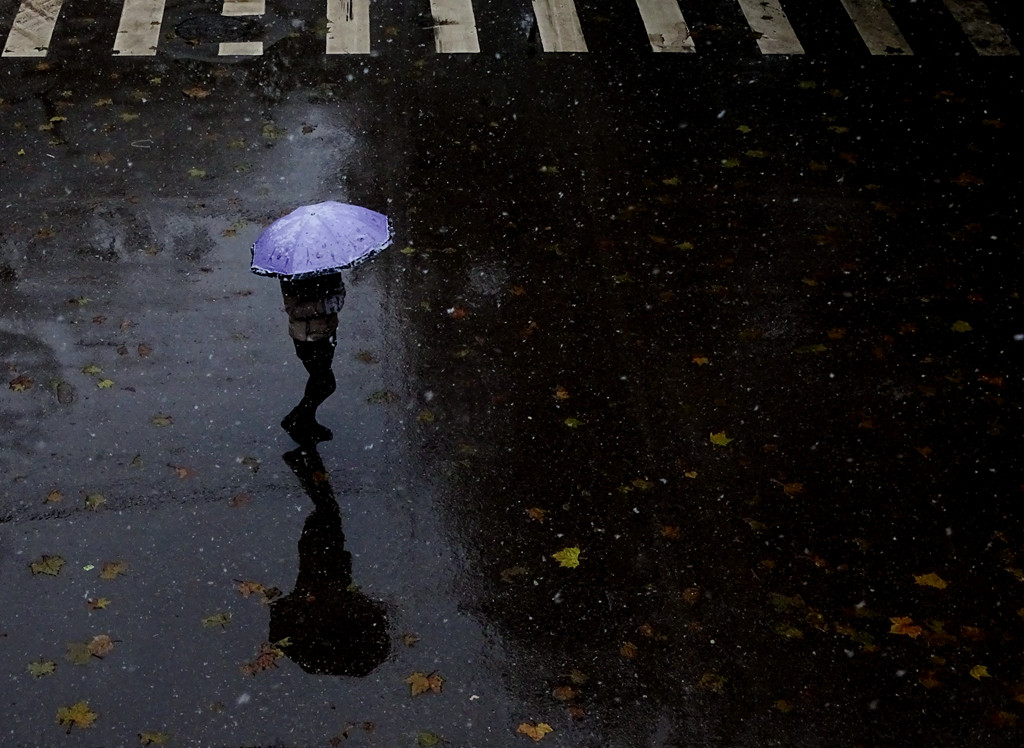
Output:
270 444 390 676
279 272 345 444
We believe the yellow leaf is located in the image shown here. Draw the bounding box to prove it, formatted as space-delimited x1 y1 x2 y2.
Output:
684 470 698 479
96 379 114 389
405 671 443 695
709 431 733 446
970 665 991 680
57 701 98 731
202 612 231 628
516 722 553 741
85 493 106 511
914 572 949 590
889 616 923 638
30 555 65 576
27 660 56 677
552 547 581 568
692 356 709 365
951 320 972 332
87 597 111 610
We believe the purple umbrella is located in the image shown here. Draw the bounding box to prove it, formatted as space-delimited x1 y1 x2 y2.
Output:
251 201 392 279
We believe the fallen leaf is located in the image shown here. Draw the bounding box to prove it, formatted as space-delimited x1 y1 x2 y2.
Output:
57 701 97 732
552 547 581 568
9 374 34 391
137 343 153 357
698 672 726 693
87 597 111 610
85 493 106 511
970 664 991 680
183 86 210 99
27 660 56 677
661 525 681 539
96 378 115 389
227 492 252 507
889 616 923 638
516 723 553 742
417 733 443 747
914 572 949 589
709 431 733 446
692 356 709 365
620 642 638 658
172 465 196 479
951 320 972 332
552 685 576 701
202 612 231 629
240 641 285 676
65 642 94 665
406 671 444 696
100 561 128 579
563 417 582 428
526 507 547 522
401 633 421 647
553 385 570 400
87 634 115 657
30 555 65 576
151 414 172 427
138 732 172 745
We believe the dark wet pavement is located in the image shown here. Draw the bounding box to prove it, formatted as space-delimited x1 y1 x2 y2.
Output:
2 2 1023 745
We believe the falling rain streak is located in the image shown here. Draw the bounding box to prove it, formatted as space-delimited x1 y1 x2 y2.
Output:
1 0 1020 58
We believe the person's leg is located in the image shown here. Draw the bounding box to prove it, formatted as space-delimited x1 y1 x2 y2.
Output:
283 337 337 442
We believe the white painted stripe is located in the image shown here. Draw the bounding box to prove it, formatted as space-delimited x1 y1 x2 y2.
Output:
3 0 64 57
326 0 371 54
635 0 695 53
942 0 1019 56
532 0 587 52
112 0 166 56
736 0 804 55
221 0 264 16
840 0 912 55
428 0 480 53
219 41 263 55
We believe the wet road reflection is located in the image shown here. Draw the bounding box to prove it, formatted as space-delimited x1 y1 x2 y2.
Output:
270 444 390 676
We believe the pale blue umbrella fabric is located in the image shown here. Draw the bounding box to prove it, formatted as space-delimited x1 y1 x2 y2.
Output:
251 201 392 278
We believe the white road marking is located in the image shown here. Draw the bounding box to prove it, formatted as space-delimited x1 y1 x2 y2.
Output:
112 0 165 56
942 0 1019 56
221 0 265 16
3 0 64 57
635 0 695 53
219 41 263 55
326 0 371 54
429 0 481 53
840 0 912 55
532 0 587 52
736 0 804 55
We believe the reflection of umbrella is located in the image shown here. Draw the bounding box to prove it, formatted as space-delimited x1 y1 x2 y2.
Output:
251 201 391 279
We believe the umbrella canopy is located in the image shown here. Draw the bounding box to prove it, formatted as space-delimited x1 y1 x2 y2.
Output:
251 201 391 278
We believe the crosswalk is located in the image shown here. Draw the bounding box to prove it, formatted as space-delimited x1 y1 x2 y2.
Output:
2 0 1019 58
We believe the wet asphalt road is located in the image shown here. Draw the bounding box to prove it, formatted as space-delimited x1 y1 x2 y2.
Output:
2 1 1024 746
